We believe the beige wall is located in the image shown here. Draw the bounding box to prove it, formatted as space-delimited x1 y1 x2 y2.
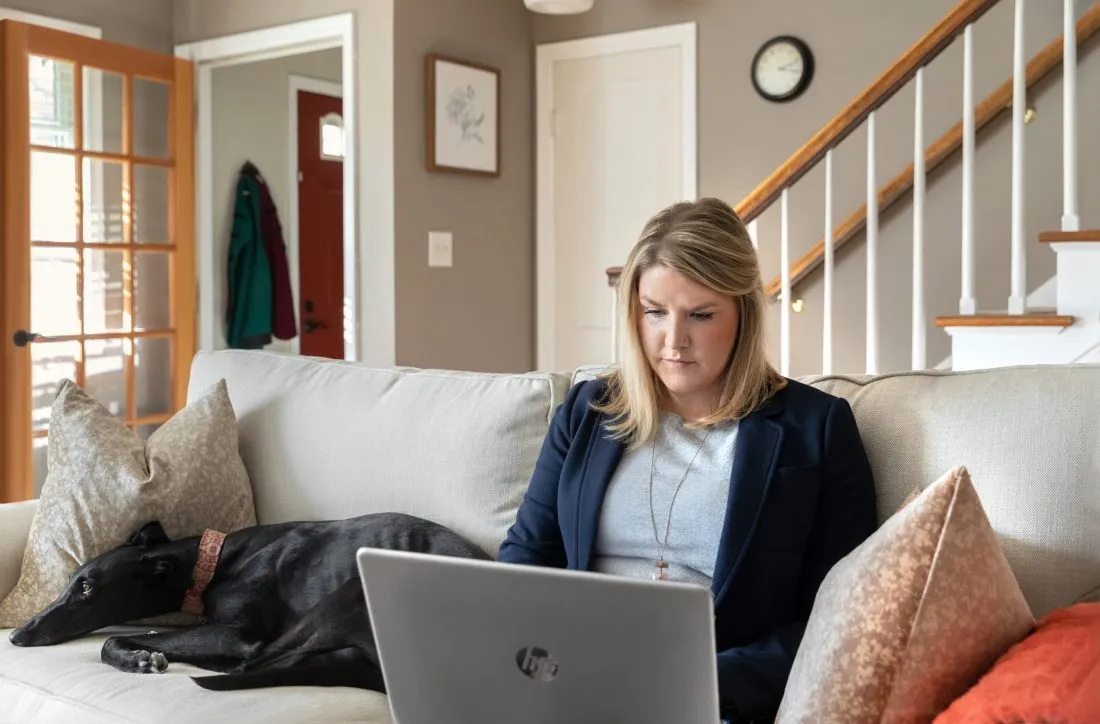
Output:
534 0 1100 376
0 0 172 49
210 49 342 354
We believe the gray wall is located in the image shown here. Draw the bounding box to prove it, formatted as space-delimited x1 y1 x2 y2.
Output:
210 49 342 354
534 0 1100 376
1 0 173 49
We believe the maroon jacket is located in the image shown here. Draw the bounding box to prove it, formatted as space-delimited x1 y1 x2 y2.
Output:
243 162 297 341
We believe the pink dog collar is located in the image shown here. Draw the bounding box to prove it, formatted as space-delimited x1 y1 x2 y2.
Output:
181 529 226 616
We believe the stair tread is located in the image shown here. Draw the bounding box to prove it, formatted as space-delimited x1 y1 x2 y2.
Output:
1038 229 1100 243
934 312 1075 328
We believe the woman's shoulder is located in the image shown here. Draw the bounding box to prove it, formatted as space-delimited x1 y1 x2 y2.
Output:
561 377 611 414
773 377 851 415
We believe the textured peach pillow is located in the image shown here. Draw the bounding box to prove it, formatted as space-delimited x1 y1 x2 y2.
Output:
934 602 1100 723
776 466 1034 724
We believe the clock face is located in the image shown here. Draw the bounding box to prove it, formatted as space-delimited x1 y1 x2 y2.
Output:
752 36 813 102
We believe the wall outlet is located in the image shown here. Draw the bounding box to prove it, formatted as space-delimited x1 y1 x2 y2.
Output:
428 231 453 267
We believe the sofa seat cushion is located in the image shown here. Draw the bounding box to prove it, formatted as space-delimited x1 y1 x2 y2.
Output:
0 627 392 723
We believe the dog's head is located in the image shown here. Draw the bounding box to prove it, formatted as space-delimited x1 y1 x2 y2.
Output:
9 521 194 647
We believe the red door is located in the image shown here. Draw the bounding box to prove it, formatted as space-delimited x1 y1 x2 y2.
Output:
297 90 344 359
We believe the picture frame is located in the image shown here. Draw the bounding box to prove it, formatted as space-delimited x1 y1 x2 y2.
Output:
426 53 500 177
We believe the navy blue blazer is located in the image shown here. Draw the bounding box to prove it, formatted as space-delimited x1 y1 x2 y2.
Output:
497 377 877 722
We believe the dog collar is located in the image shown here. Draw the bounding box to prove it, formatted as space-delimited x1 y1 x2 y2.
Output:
181 529 226 616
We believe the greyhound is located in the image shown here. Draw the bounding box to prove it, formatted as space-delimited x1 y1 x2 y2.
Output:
8 512 491 691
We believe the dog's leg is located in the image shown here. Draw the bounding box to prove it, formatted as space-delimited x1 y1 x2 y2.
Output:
101 625 258 675
193 647 384 691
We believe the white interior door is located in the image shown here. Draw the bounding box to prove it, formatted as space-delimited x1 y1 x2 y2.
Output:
537 23 696 373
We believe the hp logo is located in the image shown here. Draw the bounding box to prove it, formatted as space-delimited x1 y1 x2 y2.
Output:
516 646 559 682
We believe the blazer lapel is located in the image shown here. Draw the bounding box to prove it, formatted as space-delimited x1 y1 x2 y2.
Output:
575 426 624 571
710 398 784 606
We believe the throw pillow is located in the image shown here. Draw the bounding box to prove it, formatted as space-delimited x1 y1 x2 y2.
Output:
934 602 1100 723
0 378 257 628
775 466 1034 724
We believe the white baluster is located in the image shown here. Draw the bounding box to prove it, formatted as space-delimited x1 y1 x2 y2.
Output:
866 111 878 375
747 218 759 250
913 68 926 370
823 150 834 376
1063 0 1080 231
610 279 619 363
780 188 791 377
1009 0 1027 314
960 24 977 316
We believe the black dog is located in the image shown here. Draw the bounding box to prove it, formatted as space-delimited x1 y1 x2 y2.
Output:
8 512 491 691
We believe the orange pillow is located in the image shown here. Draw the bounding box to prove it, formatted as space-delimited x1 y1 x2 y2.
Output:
935 602 1100 723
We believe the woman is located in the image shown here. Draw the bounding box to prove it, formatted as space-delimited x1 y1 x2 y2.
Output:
497 197 877 723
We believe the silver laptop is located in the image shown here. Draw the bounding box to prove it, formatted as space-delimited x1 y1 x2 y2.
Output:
356 547 720 724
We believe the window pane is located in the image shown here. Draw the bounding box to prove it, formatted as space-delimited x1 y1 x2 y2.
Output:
32 246 80 336
133 77 169 159
29 56 75 149
30 151 77 243
134 252 171 331
82 158 125 243
133 164 170 244
320 112 344 160
31 341 80 431
83 67 123 155
135 337 172 418
83 249 128 334
84 338 127 418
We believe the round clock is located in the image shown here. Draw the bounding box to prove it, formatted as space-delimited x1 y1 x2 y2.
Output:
751 36 814 103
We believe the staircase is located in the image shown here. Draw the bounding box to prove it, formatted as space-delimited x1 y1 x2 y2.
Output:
607 0 1100 376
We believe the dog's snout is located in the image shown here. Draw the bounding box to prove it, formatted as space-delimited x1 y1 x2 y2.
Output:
9 625 32 646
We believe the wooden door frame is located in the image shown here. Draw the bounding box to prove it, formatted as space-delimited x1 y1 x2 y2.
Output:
287 74 343 357
534 22 698 373
176 13 385 364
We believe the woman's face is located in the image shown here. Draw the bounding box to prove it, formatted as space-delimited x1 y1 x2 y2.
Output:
636 265 739 419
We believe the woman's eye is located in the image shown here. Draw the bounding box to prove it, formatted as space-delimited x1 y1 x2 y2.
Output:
692 312 715 321
644 308 664 317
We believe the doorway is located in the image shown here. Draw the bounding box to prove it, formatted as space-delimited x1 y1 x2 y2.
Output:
535 23 697 373
175 14 360 361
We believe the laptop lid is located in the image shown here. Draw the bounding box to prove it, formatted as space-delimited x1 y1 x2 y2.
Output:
356 547 720 724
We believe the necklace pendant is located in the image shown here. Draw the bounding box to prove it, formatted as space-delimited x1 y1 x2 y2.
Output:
653 558 669 581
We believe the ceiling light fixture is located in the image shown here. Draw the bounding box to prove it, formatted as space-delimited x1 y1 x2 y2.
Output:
524 0 595 14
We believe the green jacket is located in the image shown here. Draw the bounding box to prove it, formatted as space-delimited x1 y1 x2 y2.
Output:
226 174 273 349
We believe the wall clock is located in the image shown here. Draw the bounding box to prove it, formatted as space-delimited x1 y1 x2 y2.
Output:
751 36 814 103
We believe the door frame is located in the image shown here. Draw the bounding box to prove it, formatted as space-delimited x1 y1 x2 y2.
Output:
175 12 395 364
287 74 343 356
534 22 697 372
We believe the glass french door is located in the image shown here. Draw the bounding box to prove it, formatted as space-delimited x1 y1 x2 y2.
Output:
0 20 195 502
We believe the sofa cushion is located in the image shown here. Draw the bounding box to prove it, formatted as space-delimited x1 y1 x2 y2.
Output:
776 466 1033 723
0 627 391 723
187 350 572 559
0 379 256 628
802 365 1100 618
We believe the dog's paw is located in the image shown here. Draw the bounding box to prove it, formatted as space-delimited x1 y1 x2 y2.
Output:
125 649 169 674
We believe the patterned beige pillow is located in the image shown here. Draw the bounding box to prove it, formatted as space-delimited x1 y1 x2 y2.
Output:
776 466 1034 724
0 378 256 628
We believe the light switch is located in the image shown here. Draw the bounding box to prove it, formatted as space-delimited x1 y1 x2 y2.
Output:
428 231 453 267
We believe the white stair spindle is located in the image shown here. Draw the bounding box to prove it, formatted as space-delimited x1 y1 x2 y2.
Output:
913 68 926 370
823 150 834 376
1009 0 1027 314
866 111 879 375
960 24 977 316
1063 0 1080 231
610 280 619 363
780 188 791 377
747 218 759 250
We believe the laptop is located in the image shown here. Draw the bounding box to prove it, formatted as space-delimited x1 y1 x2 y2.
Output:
356 547 721 724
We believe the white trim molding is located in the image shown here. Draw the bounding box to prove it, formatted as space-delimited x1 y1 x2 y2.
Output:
0 7 101 37
287 74 343 356
535 21 697 373
176 9 396 366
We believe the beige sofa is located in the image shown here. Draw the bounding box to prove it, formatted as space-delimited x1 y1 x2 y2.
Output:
1 350 1098 723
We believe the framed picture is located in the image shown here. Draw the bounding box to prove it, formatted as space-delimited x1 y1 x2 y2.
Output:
426 53 500 177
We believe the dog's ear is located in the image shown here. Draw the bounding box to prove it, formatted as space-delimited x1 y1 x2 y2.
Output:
128 521 170 548
135 554 189 588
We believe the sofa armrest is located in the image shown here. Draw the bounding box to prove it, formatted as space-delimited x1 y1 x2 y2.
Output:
0 500 36 602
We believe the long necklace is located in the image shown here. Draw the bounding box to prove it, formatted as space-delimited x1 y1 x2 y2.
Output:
648 421 711 581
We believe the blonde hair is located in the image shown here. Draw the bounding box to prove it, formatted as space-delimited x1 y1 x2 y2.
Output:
593 197 787 445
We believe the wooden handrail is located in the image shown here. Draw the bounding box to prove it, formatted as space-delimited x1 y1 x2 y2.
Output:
764 3 1100 300
605 0 1001 286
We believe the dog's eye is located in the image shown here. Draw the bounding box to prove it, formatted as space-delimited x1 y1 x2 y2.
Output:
80 580 94 597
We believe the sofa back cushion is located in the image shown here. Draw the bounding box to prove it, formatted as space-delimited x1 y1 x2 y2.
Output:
803 365 1100 618
187 350 571 559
